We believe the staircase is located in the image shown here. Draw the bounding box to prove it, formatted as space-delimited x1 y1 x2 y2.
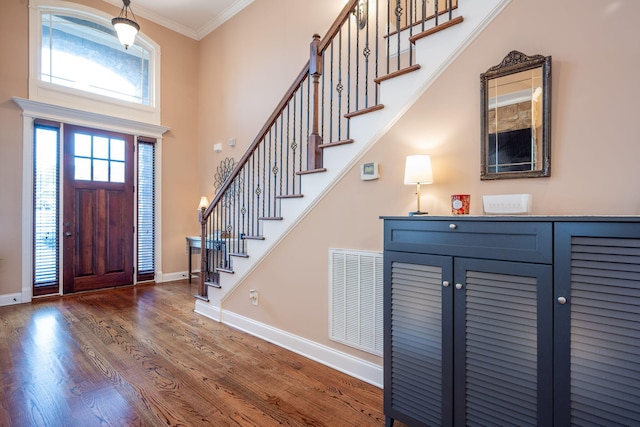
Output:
195 0 511 320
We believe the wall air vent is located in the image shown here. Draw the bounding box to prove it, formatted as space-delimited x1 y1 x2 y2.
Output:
329 249 383 356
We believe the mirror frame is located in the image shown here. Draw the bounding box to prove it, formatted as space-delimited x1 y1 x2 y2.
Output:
480 50 552 180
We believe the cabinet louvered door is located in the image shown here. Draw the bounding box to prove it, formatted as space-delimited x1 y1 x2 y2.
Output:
453 258 553 427
555 223 640 426
384 252 453 427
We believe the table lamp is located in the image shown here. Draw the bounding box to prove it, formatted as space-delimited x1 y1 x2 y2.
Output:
404 155 433 216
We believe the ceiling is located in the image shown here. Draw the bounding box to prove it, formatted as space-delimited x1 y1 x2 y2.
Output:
104 0 254 41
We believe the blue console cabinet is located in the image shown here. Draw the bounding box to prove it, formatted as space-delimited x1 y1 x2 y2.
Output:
382 217 640 427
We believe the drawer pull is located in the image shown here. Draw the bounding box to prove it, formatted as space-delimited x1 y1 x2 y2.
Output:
443 281 450 287
455 283 463 290
449 223 457 230
557 296 567 305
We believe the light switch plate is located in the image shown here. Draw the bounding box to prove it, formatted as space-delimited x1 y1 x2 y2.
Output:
483 194 531 215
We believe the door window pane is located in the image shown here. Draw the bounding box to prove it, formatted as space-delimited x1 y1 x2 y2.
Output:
93 159 109 181
111 161 125 183
93 137 109 159
111 139 125 161
74 134 91 157
75 157 91 180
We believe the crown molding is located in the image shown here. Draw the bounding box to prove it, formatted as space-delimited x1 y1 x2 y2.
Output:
103 0 254 41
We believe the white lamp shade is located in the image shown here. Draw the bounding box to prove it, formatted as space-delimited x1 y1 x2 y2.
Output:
112 18 139 48
404 155 433 184
198 196 209 210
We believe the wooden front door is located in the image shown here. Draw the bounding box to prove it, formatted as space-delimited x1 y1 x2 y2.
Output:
63 125 134 293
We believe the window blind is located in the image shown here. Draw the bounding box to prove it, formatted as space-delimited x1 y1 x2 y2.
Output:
137 139 155 281
33 122 60 294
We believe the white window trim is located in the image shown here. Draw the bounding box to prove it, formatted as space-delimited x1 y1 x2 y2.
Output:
14 97 169 302
28 0 162 125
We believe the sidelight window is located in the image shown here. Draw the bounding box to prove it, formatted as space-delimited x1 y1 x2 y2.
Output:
33 122 61 296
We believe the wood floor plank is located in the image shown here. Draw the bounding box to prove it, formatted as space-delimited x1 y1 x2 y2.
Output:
0 280 408 426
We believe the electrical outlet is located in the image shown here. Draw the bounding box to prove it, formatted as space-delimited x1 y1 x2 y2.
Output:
249 289 259 306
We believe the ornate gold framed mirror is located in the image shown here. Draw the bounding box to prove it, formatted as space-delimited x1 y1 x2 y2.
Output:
481 51 551 180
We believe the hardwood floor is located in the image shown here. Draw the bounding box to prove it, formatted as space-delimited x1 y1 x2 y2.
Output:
0 280 405 427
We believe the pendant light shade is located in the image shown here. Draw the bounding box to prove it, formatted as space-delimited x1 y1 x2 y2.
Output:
112 0 140 49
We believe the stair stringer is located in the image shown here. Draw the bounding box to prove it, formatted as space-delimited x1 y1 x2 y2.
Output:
195 0 512 322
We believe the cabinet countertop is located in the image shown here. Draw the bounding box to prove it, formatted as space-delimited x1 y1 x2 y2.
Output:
381 215 640 222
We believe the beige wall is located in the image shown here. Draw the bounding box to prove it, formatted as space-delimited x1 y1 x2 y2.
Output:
0 0 28 293
0 0 199 295
221 0 640 363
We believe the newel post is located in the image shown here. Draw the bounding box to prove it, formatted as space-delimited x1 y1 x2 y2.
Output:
308 33 323 170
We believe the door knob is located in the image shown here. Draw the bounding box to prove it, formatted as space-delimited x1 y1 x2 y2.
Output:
443 281 450 287
557 296 567 305
65 231 72 237
455 283 463 290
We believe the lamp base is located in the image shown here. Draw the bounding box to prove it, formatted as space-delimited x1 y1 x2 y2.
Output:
409 211 428 216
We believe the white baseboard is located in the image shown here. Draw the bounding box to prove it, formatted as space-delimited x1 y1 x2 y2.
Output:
0 293 23 307
194 301 383 388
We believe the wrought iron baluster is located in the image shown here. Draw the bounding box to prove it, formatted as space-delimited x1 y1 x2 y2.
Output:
347 21 352 116
395 0 402 71
260 134 266 225
355 7 360 112
285 102 291 195
337 28 344 130
329 40 335 142
386 0 391 75
364 1 370 108
278 114 283 209
267 128 273 217
434 0 438 26
299 82 304 178
374 0 380 106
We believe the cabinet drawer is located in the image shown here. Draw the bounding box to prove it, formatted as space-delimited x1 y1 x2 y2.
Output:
384 219 552 263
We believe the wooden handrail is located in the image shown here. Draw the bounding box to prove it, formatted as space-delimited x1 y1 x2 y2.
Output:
318 0 358 53
204 0 359 217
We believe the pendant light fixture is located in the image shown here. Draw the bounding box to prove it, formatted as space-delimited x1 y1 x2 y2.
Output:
112 0 140 49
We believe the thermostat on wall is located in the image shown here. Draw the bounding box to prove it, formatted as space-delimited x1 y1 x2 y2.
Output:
361 162 379 180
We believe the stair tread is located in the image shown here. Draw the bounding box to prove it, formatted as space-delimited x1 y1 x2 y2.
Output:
296 168 327 176
258 216 283 221
204 281 221 288
409 15 464 44
375 64 421 84
319 139 354 149
277 194 304 199
243 235 266 240
229 252 249 258
216 268 234 274
344 104 384 119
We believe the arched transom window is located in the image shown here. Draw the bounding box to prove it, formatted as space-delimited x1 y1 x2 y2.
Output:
29 0 161 124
